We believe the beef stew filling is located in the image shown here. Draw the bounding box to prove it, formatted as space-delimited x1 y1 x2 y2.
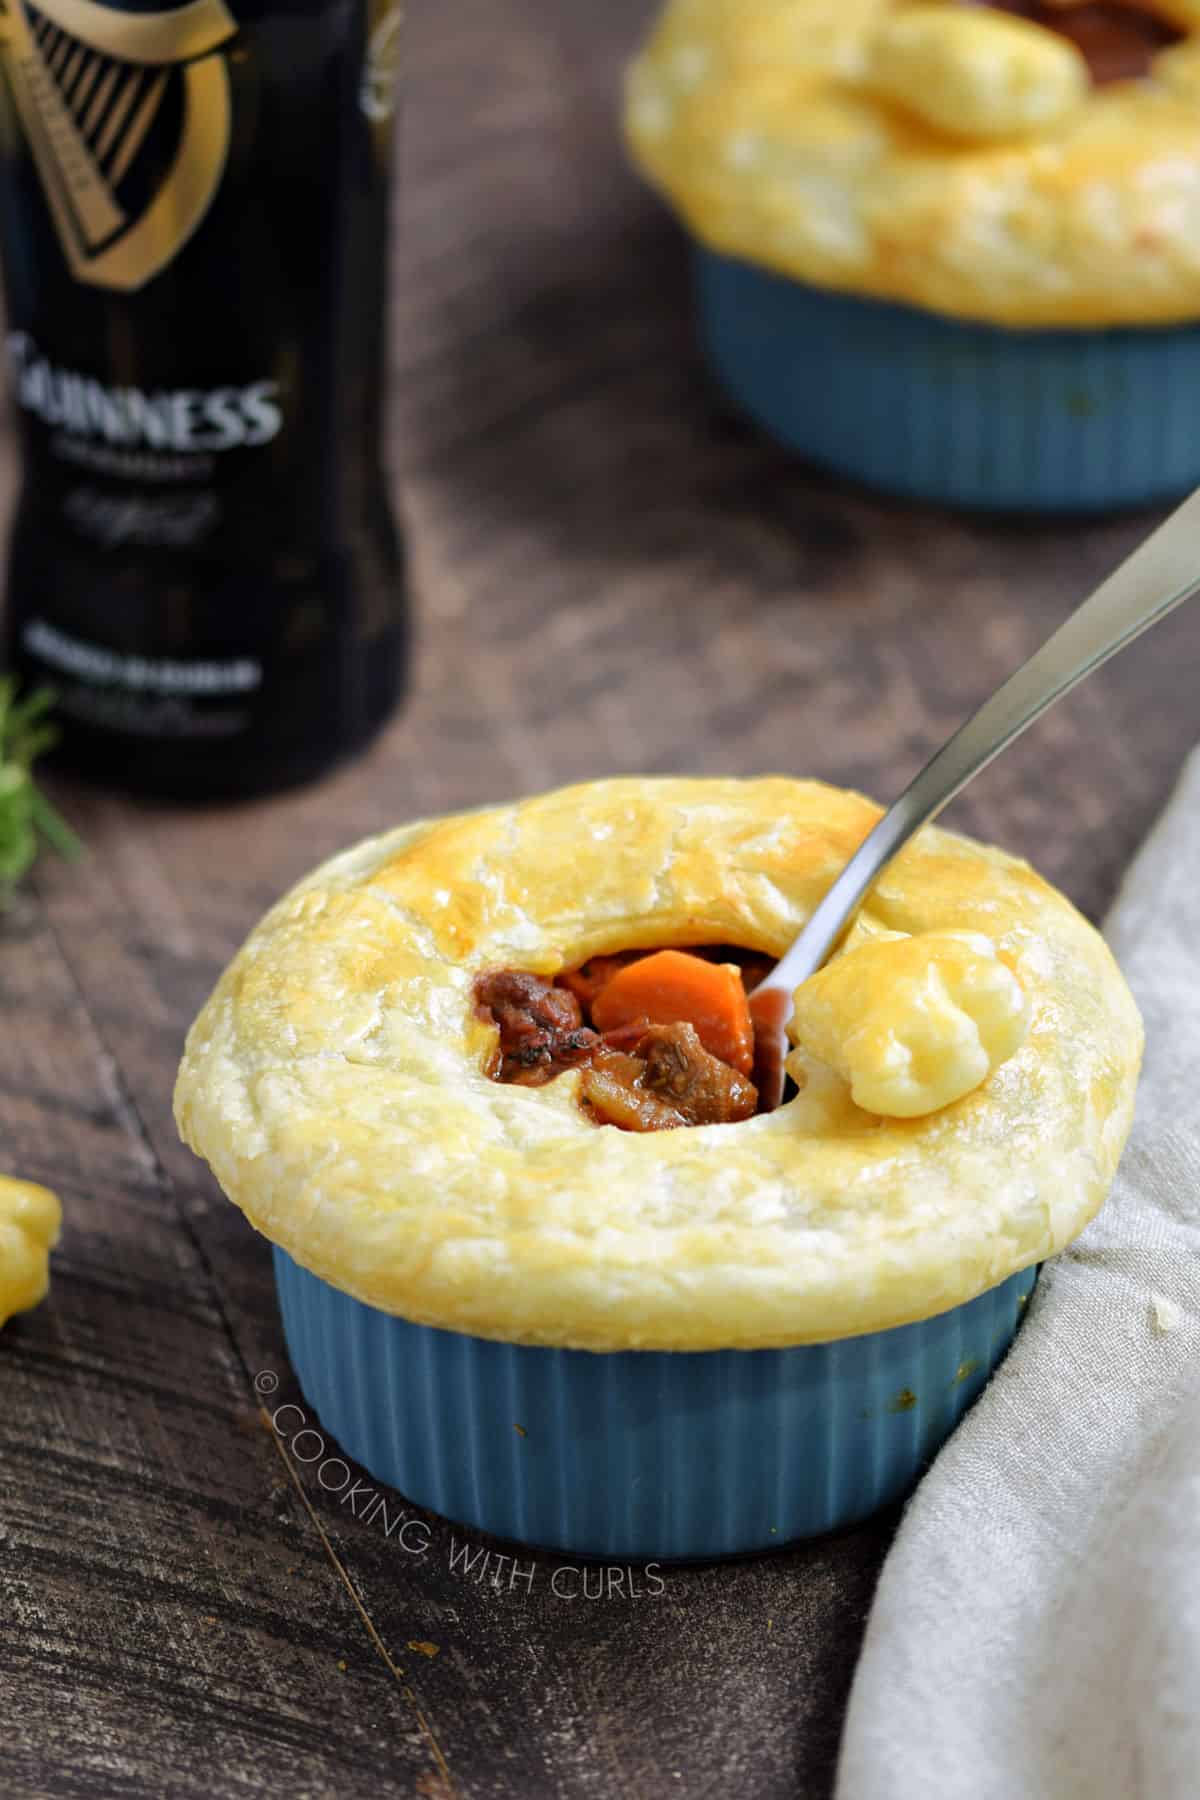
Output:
475 947 768 1131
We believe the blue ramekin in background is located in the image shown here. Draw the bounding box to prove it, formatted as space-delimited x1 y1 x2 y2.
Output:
274 1245 1037 1560
695 247 1200 513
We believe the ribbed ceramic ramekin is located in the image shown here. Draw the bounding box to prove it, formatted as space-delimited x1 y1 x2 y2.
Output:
695 248 1200 512
273 1245 1037 1560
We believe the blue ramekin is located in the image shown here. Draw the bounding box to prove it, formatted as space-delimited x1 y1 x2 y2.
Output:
273 1245 1036 1560
695 247 1200 513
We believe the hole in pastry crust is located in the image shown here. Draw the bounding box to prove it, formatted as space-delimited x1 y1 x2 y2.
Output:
474 945 775 1131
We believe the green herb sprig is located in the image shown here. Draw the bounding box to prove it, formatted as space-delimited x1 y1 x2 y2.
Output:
0 679 83 900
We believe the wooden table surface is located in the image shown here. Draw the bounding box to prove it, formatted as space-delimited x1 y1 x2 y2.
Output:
4 1 1198 1795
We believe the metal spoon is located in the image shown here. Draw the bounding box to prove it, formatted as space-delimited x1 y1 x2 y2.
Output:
749 486 1200 1111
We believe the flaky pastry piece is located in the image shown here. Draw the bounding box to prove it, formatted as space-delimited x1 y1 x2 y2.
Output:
790 928 1031 1117
0 1177 61 1327
175 778 1141 1350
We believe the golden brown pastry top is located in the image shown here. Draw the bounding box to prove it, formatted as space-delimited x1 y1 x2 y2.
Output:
174 777 1142 1350
624 0 1200 326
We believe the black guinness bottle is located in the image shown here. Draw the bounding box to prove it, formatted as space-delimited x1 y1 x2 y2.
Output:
0 0 406 798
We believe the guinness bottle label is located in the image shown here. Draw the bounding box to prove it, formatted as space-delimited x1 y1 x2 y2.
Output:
0 0 408 795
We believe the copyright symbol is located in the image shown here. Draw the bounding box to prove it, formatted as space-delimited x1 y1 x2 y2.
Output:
254 1370 279 1395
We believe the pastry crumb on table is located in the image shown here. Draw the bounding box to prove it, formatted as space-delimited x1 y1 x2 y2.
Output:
0 1174 61 1328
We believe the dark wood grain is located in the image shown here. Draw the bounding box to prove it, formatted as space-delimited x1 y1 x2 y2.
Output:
2 0 1198 1795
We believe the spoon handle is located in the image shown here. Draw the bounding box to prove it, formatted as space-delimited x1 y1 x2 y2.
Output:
761 485 1200 997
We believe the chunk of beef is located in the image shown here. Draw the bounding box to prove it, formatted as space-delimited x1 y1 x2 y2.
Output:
474 969 599 1085
580 1051 688 1133
635 1021 758 1126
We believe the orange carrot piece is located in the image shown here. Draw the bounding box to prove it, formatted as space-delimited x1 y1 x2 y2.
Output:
591 949 755 1076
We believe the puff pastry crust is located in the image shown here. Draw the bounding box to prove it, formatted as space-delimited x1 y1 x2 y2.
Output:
624 0 1200 326
174 777 1141 1350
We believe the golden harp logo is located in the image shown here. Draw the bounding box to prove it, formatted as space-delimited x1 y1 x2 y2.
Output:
0 0 236 290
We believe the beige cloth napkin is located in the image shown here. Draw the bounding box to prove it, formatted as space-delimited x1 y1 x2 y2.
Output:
837 749 1200 1800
